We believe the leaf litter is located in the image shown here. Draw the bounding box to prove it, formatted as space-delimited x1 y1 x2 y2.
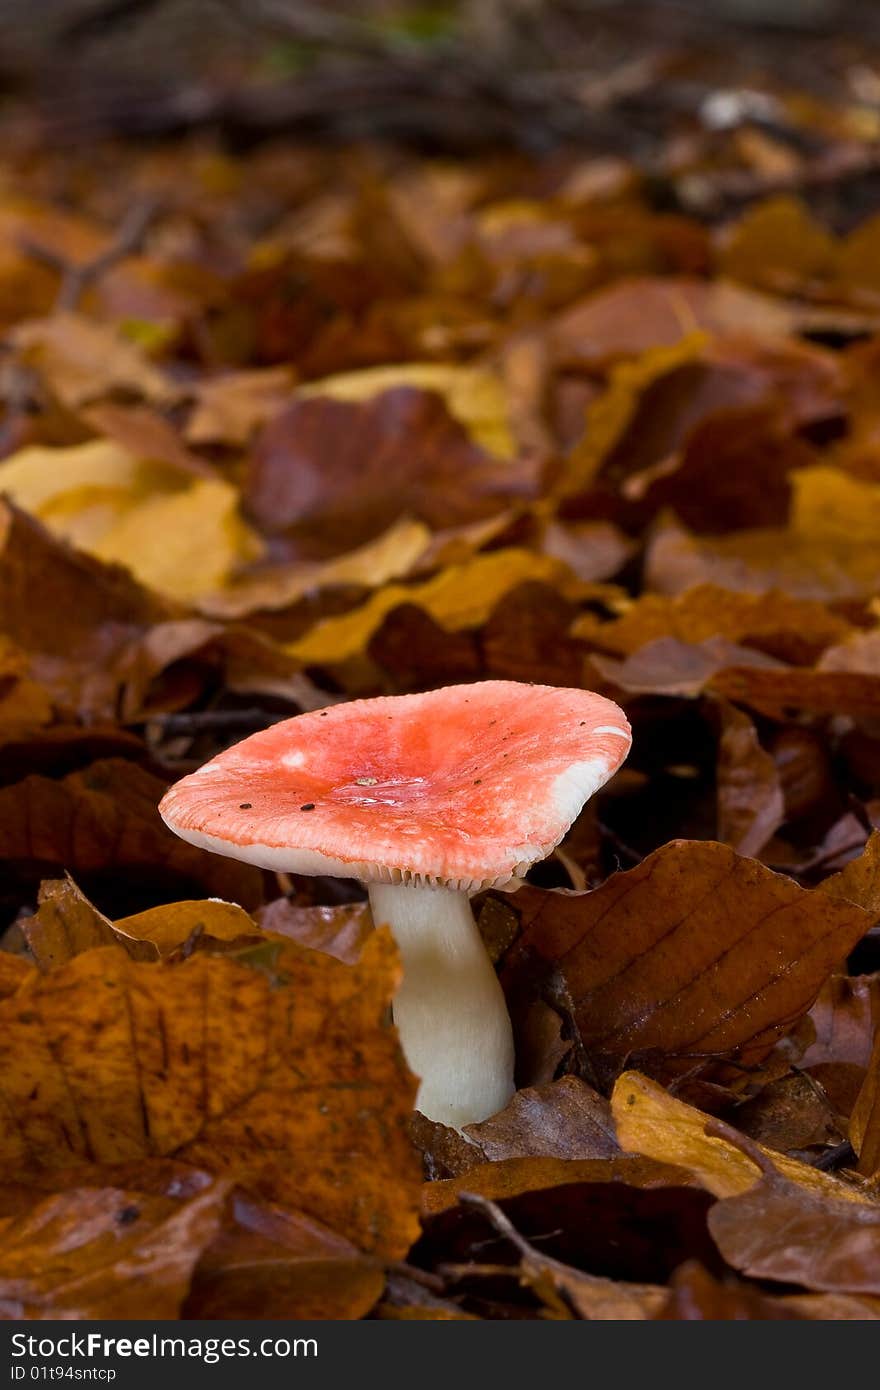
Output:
4 7 880 1320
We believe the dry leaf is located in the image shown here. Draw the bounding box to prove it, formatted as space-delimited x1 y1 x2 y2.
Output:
0 932 420 1256
298 362 515 458
0 760 264 913
506 841 871 1082
611 1071 868 1202
286 549 579 666
0 1179 229 1320
13 313 175 409
705 1123 880 1293
247 388 533 559
715 702 785 857
572 584 850 663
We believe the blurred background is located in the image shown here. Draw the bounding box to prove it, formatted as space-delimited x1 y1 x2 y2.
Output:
1 1 880 189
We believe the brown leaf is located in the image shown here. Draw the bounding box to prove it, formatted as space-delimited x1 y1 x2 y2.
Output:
821 829 880 914
481 582 585 687
112 899 261 959
459 1077 619 1165
549 277 811 369
627 402 817 534
733 1072 844 1155
706 1122 880 1293
13 313 176 409
254 899 373 965
654 1260 800 1320
0 498 170 721
850 1033 880 1177
184 1191 383 1320
719 197 835 290
507 841 871 1082
246 388 535 558
573 583 850 663
709 665 880 722
0 760 263 915
0 1179 228 1320
423 1153 695 1217
590 636 781 698
23 876 130 969
185 367 297 447
0 932 421 1257
802 972 880 1069
715 701 785 857
82 402 214 478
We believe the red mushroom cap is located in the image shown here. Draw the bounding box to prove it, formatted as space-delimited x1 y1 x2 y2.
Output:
159 681 631 891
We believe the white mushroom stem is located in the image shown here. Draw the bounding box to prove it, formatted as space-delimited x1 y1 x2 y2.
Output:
368 881 515 1130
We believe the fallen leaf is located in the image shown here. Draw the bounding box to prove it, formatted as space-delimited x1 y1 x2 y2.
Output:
0 759 264 915
512 841 871 1083
246 388 533 558
572 584 849 662
254 899 373 965
458 1077 619 1164
13 313 175 409
715 701 786 857
185 366 297 447
199 517 432 622
0 498 171 721
112 898 260 958
611 1071 868 1202
184 1190 383 1320
591 635 780 698
550 276 814 369
82 403 214 479
0 953 33 999
286 549 580 666
850 1033 880 1177
719 196 835 290
705 1120 880 1293
0 1179 229 1320
298 362 515 458
91 477 264 601
654 1259 800 1320
423 1153 694 1216
23 876 126 969
0 932 420 1256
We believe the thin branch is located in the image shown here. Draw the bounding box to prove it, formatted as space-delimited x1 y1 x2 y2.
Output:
18 196 159 312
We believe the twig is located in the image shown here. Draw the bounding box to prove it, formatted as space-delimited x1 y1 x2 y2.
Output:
18 196 160 312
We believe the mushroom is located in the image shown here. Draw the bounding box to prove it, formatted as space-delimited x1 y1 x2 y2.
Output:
159 680 631 1128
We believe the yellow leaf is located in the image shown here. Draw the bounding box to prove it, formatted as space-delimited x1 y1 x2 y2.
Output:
0 440 142 511
300 362 515 459
557 333 707 497
612 1071 868 1203
287 548 577 665
0 441 262 600
201 516 432 620
114 899 259 957
791 464 880 545
719 196 836 286
92 478 263 601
